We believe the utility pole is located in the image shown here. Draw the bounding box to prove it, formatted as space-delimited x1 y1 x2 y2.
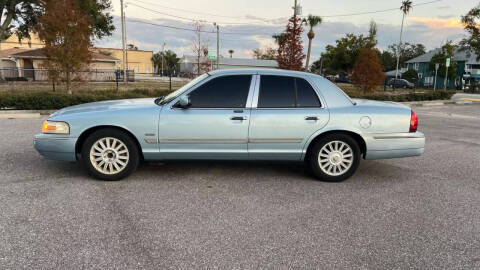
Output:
444 58 450 91
293 0 297 21
216 24 219 69
161 42 165 76
120 0 127 83
434 63 439 91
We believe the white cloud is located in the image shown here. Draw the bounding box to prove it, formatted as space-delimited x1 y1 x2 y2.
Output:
95 15 466 62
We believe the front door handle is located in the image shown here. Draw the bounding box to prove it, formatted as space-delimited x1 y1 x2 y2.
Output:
230 116 247 121
305 116 318 121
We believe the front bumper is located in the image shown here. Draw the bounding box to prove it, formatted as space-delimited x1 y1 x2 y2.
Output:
33 134 78 161
364 132 425 160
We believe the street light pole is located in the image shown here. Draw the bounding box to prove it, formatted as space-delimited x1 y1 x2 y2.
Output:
120 0 127 83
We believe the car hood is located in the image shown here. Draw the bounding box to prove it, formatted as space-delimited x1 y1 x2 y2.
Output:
50 98 159 117
352 98 410 109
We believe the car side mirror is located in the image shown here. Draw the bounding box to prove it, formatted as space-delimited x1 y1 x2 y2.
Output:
178 95 191 108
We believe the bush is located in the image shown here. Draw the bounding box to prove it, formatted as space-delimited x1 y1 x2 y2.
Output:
346 90 455 102
0 89 171 110
5 77 28 82
402 69 418 84
0 89 456 110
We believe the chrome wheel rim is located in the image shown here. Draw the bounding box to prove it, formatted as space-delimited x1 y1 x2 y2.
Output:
90 137 129 175
318 141 353 176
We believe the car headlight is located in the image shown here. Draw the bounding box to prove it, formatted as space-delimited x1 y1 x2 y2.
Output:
42 121 70 134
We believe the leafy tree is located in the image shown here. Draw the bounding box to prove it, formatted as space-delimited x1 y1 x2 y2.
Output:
402 69 418 83
429 41 457 80
276 14 305 70
303 15 322 70
389 43 426 66
379 50 396 71
309 54 323 73
35 0 94 94
0 0 114 41
152 50 179 75
380 43 425 71
320 34 370 75
352 47 385 94
127 44 138 50
253 47 277 60
459 4 480 60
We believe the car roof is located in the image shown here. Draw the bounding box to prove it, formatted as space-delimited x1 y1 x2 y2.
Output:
208 68 317 78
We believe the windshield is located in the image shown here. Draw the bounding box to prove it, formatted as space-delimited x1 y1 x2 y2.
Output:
158 73 210 105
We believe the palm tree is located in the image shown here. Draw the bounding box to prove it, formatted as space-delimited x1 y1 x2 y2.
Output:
395 0 413 80
151 53 162 74
228 49 234 58
303 15 322 70
272 33 287 45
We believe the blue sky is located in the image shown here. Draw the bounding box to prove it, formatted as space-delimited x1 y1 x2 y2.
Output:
96 0 477 62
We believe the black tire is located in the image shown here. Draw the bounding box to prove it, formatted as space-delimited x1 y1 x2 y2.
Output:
403 85 407 89
81 128 140 181
308 133 361 182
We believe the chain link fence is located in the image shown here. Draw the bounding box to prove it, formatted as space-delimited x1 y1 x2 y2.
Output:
0 68 135 82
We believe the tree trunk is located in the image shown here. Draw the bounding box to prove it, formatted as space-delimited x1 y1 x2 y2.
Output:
66 70 72 95
305 37 313 71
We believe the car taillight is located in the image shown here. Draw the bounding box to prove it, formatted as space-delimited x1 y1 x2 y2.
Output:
410 109 418 133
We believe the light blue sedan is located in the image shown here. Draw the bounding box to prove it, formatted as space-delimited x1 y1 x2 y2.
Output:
34 69 425 181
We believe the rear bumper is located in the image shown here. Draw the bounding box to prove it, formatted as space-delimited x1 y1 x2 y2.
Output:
33 134 77 161
364 132 425 160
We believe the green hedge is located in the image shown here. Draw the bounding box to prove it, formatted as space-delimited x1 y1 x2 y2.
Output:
0 89 171 110
345 90 455 102
0 89 456 110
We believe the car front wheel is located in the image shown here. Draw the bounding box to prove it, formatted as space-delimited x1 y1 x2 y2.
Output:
309 134 361 182
81 128 140 181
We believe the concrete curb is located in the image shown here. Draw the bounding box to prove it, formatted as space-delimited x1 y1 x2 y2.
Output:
0 110 55 115
402 100 476 107
0 113 41 119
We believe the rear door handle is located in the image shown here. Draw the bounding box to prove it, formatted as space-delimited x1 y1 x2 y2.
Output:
230 116 247 121
305 116 318 121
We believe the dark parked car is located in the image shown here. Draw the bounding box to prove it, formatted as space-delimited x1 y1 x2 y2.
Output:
388 78 414 89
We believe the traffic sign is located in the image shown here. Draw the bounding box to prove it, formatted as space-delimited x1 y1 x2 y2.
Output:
435 63 439 70
446 58 450 67
208 48 216 60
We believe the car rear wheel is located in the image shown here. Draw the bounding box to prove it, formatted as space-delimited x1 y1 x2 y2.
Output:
81 128 139 181
309 134 361 182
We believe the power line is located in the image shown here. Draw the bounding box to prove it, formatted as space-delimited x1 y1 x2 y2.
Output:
313 0 442 18
127 18 276 36
126 18 274 36
132 0 273 23
127 2 257 25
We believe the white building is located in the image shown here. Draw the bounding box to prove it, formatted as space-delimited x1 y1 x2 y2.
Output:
179 55 278 75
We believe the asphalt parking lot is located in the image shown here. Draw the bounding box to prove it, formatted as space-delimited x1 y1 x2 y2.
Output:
1 104 480 269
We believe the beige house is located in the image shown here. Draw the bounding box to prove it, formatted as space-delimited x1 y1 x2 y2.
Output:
0 33 154 74
94 48 154 74
0 33 44 51
1 48 119 81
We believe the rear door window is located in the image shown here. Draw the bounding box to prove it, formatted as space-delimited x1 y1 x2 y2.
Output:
258 75 321 108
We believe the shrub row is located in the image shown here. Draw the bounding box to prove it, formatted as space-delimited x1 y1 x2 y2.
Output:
0 89 456 110
345 90 455 102
0 89 171 110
